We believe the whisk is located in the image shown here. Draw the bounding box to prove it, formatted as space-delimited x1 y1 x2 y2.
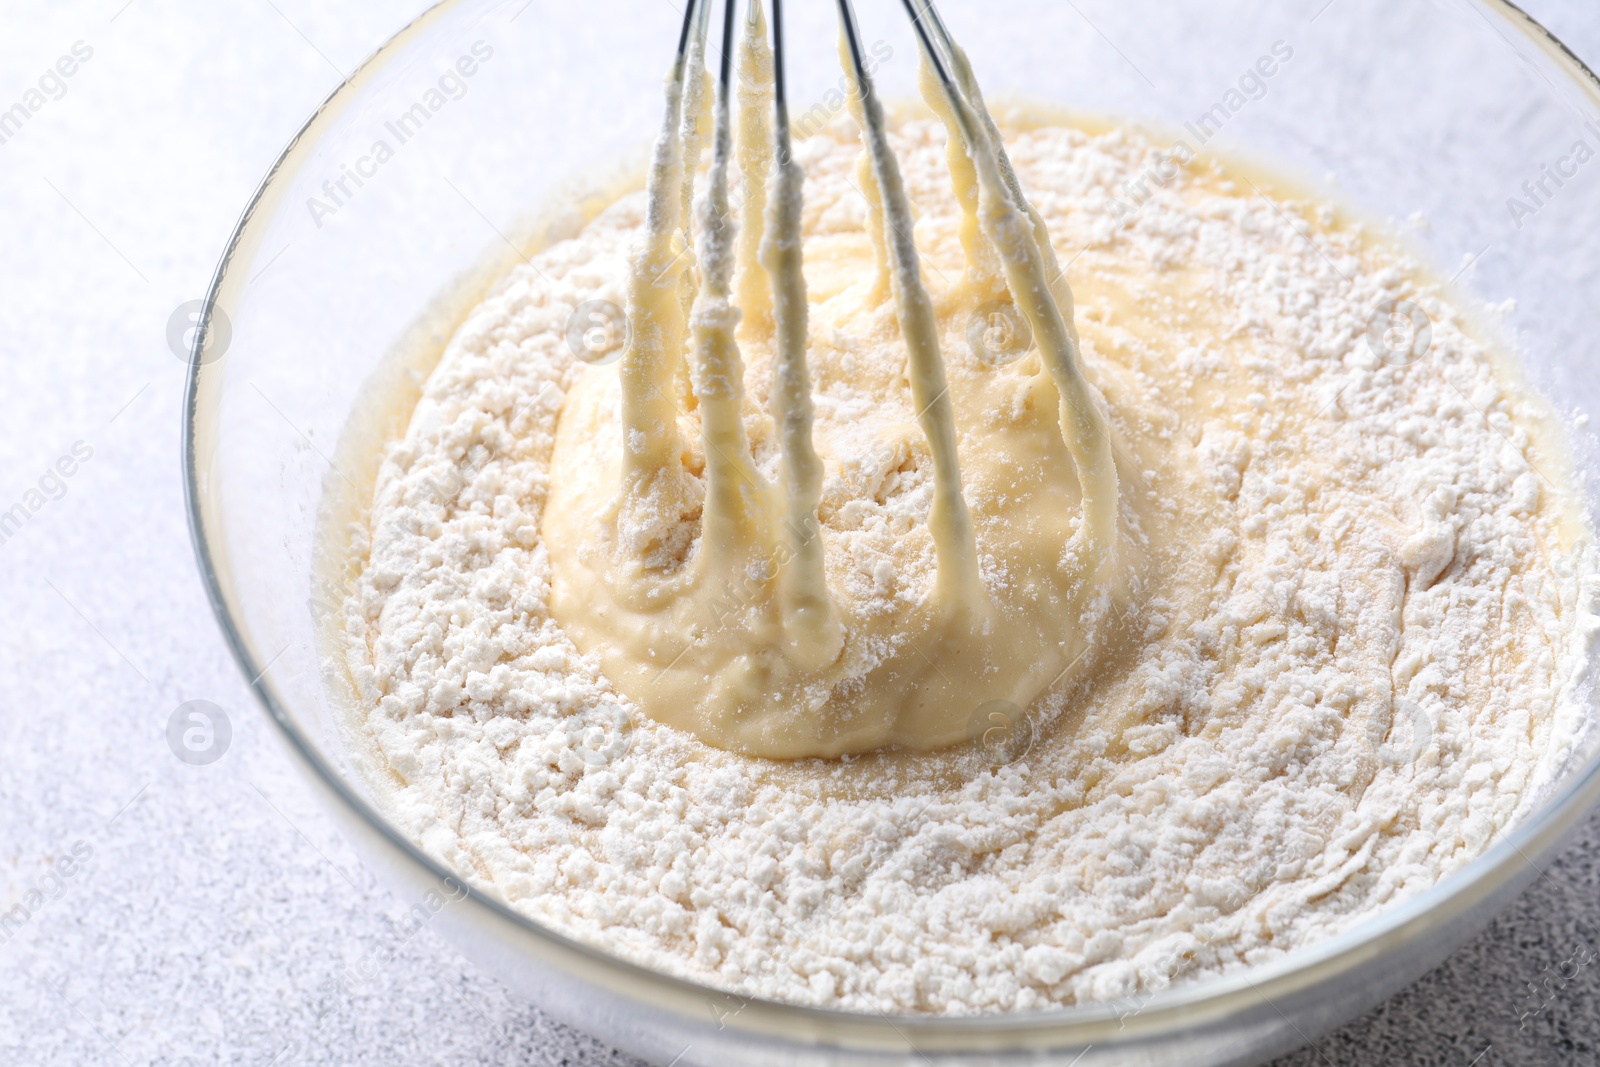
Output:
546 0 1123 758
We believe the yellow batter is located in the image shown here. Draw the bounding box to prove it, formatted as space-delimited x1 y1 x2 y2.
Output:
544 17 1136 758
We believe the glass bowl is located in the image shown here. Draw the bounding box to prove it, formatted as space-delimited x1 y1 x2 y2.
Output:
184 0 1600 1063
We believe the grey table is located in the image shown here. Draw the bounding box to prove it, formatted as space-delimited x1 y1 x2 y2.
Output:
1 1 1595 1064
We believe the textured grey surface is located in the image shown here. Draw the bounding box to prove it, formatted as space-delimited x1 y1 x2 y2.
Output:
0 1 1597 1065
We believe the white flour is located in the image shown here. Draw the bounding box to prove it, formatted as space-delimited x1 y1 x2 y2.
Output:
332 117 1600 1014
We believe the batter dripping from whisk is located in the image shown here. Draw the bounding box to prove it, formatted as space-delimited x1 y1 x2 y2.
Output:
545 0 1134 757
331 0 1597 1015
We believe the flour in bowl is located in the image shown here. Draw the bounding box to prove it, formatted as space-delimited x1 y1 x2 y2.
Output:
326 115 1599 1014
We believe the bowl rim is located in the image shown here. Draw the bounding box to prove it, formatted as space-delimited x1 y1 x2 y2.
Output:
183 0 1600 1052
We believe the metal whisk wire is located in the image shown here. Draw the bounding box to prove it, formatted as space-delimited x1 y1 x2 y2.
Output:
658 0 1115 610
567 0 1125 756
